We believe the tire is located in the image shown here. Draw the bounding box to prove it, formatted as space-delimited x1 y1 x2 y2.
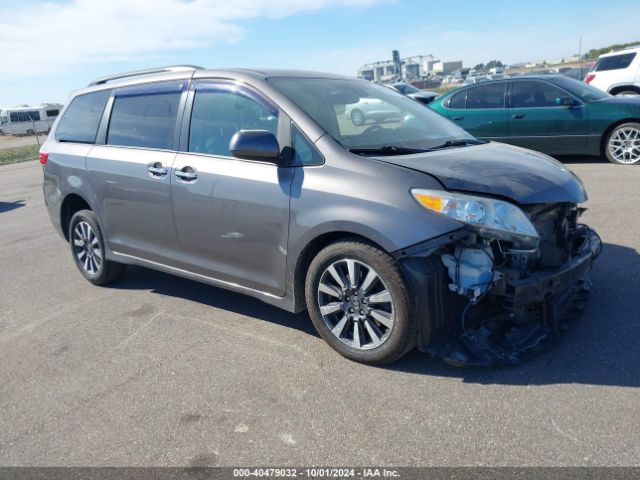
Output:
604 122 640 165
305 240 417 365
26 129 35 136
350 109 365 126
69 210 126 285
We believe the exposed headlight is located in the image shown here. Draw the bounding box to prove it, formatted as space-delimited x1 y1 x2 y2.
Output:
411 188 539 247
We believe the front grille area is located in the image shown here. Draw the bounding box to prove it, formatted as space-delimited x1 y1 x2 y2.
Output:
525 203 582 268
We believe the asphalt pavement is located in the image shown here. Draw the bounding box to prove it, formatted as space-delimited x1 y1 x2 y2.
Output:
0 158 639 466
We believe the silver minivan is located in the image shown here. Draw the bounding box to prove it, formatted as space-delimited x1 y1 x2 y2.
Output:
42 66 601 366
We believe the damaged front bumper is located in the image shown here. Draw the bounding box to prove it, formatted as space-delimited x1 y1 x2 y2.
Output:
397 221 601 367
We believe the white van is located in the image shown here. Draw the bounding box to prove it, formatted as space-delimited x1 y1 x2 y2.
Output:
0 104 63 135
585 46 640 95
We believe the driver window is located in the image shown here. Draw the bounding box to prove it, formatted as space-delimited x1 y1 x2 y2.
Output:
189 87 278 156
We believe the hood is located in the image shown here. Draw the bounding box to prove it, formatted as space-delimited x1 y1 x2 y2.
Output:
408 91 437 100
375 142 587 205
593 96 640 107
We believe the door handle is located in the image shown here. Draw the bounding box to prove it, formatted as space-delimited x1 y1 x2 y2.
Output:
147 162 168 177
512 113 525 119
453 116 464 121
175 167 198 182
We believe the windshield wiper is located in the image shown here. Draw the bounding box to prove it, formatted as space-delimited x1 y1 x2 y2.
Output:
348 145 429 156
425 138 487 150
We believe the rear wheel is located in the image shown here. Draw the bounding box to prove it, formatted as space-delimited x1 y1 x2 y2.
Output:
305 240 416 364
69 210 126 285
605 122 640 165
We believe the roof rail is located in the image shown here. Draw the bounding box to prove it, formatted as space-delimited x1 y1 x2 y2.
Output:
88 65 205 86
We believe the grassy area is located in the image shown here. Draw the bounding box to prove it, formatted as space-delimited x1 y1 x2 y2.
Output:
0 144 40 166
431 84 461 95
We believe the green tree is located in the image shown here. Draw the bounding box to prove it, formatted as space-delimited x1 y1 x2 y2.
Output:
585 41 640 59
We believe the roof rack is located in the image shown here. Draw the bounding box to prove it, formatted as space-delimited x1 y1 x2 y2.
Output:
88 65 205 86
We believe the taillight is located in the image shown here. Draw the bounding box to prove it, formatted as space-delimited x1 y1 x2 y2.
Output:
39 152 49 165
585 73 595 84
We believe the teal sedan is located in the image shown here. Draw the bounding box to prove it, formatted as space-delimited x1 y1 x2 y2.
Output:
429 75 640 164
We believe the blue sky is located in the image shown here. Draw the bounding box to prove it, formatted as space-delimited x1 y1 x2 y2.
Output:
1 0 639 106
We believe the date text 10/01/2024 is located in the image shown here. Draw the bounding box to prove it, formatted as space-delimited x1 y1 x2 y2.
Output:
232 468 400 478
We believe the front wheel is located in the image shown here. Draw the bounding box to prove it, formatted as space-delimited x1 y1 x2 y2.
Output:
605 122 640 165
69 210 126 285
305 240 416 364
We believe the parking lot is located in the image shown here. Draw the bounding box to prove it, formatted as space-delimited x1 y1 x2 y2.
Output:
0 158 639 466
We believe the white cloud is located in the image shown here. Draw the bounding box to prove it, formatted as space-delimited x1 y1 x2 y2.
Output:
0 0 381 77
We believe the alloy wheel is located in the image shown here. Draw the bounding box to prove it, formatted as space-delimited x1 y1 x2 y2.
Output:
317 259 394 350
609 127 640 164
351 109 365 126
72 221 102 275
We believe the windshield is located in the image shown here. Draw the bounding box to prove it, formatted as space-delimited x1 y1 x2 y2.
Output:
0 116 7 125
397 83 420 94
268 78 473 151
553 76 610 101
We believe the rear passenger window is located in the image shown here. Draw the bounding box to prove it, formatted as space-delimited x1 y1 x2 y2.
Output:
513 81 567 108
448 90 466 109
595 53 636 72
107 87 182 150
466 83 505 109
55 90 111 143
291 124 323 166
188 85 278 157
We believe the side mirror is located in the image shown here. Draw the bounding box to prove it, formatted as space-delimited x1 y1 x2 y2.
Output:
556 96 578 107
229 130 281 163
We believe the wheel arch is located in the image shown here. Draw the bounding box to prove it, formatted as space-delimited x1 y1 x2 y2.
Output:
291 230 393 313
60 193 92 241
600 118 640 157
609 85 640 95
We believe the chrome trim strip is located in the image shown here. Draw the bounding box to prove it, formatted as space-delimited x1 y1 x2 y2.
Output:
111 251 282 299
509 134 589 139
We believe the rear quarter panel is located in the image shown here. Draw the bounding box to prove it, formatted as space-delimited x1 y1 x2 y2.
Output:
42 140 95 237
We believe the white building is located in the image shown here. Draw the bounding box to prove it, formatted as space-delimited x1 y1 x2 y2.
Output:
432 61 463 74
358 54 462 82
